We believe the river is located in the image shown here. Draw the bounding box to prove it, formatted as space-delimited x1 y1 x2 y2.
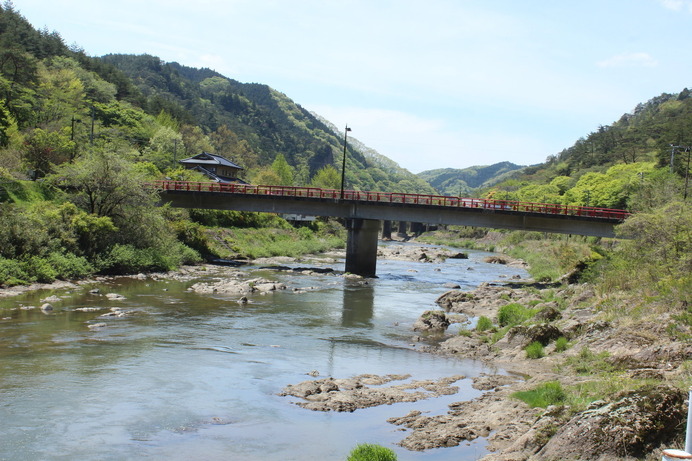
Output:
0 243 528 461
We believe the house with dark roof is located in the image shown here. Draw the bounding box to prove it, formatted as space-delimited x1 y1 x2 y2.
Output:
179 152 246 184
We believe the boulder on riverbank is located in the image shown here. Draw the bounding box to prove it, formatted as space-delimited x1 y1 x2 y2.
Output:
413 310 450 332
536 385 688 460
189 277 287 295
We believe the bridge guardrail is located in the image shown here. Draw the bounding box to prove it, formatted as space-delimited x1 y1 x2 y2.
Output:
152 181 631 221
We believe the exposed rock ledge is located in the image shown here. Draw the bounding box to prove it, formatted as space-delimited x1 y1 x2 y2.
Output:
279 374 466 413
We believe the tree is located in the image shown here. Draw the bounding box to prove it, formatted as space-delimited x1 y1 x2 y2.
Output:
251 167 282 185
143 125 183 171
562 162 656 209
47 151 181 254
610 201 691 303
180 124 212 156
271 153 294 186
310 165 340 189
35 62 86 128
47 151 155 217
23 127 73 178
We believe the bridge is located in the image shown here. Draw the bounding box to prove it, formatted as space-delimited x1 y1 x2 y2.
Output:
154 181 630 277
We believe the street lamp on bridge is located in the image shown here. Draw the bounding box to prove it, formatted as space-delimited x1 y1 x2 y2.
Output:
340 125 351 199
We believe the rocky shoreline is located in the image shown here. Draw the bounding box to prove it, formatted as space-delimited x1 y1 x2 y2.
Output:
280 280 690 460
2 244 690 460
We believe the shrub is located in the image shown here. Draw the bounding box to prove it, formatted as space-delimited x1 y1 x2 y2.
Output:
554 336 569 352
47 252 94 279
172 242 202 266
498 303 537 327
96 244 170 274
512 381 566 408
22 255 58 283
0 257 29 286
525 341 545 359
475 316 494 332
346 443 397 461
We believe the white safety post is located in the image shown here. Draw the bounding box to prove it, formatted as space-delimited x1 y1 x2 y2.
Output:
687 387 692 455
662 387 692 461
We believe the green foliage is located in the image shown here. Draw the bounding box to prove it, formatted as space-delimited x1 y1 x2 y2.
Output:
310 164 340 189
170 218 217 257
95 242 199 274
270 153 294 186
143 125 183 171
346 443 397 461
512 381 566 408
498 303 537 327
0 257 29 286
48 151 155 216
525 341 545 359
554 336 569 352
600 201 691 305
0 252 93 286
566 347 615 375
208 227 344 260
189 209 290 229
475 316 494 332
23 127 74 177
45 252 94 279
418 162 524 196
562 162 656 208
505 234 595 282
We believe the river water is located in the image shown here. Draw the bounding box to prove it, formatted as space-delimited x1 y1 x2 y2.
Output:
0 243 528 461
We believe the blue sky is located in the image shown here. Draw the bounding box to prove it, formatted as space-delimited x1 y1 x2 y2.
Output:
14 0 692 173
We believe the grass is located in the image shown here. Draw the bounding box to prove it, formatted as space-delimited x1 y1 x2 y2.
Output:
565 346 615 375
475 316 494 332
346 443 397 461
525 341 545 359
554 336 569 352
513 375 670 414
504 237 594 282
207 226 345 259
512 381 566 408
498 303 538 327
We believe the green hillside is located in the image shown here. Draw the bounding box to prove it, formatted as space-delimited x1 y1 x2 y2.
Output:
481 91 692 209
0 4 431 194
418 161 525 196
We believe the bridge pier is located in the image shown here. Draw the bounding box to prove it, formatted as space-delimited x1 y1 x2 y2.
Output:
381 220 392 240
345 218 380 277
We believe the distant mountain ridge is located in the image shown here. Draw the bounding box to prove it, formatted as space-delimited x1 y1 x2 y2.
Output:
418 162 525 196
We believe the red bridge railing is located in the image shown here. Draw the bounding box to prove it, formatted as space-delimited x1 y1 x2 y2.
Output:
153 181 631 221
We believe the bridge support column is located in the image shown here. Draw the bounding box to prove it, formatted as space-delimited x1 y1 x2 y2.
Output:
397 221 408 238
410 222 424 236
345 218 380 277
381 220 392 240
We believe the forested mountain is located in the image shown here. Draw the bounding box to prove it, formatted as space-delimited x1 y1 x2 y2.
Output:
418 162 525 196
479 91 692 209
0 3 433 194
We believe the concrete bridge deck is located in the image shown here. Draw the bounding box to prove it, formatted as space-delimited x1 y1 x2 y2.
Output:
154 181 630 276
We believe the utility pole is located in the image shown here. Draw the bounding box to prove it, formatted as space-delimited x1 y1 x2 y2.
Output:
340 125 351 200
685 147 691 200
668 144 691 200
89 105 95 145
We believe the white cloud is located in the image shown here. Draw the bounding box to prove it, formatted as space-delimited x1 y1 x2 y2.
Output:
657 0 692 11
598 52 658 68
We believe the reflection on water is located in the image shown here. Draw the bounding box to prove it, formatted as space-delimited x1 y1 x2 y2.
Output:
341 281 375 327
0 246 528 461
